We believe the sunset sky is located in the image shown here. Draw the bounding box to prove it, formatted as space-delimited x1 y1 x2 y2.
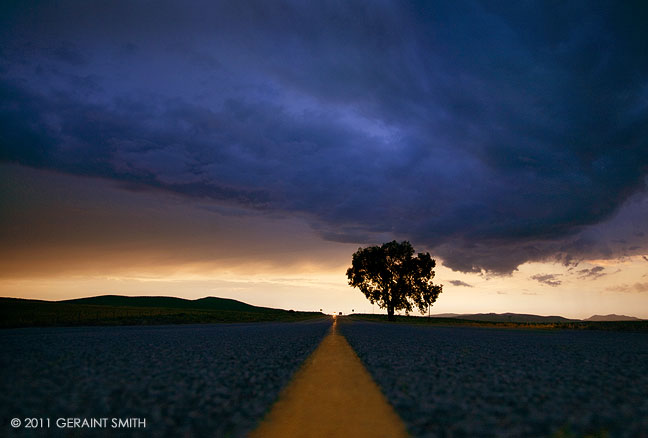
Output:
1 1 647 318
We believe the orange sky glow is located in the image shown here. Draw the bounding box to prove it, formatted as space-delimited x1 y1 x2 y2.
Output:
2 164 647 319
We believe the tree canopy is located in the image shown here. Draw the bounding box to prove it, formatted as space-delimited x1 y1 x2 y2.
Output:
346 241 443 321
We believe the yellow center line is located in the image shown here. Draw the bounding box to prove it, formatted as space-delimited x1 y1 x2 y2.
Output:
250 317 409 438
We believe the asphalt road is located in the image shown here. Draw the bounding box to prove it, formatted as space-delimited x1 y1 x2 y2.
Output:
0 319 331 437
4 318 647 437
339 320 648 438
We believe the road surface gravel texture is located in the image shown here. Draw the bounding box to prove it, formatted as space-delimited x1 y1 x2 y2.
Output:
0 320 331 437
339 320 648 438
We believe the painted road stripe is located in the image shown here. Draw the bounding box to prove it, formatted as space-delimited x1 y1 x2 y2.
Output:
250 318 408 438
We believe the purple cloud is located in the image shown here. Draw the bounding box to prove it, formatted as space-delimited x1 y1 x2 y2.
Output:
1 1 647 274
531 274 562 287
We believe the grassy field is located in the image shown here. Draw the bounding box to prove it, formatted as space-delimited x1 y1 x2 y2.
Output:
5 295 645 332
0 296 326 329
350 313 648 332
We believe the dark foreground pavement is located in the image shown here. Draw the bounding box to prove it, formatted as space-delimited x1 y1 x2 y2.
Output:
339 320 648 438
0 319 331 437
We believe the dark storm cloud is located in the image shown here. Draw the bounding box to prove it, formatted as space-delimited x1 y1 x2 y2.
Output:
576 266 606 280
449 280 473 288
606 283 648 293
1 0 647 273
530 274 562 287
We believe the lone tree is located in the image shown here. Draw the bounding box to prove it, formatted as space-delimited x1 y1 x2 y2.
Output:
346 241 442 321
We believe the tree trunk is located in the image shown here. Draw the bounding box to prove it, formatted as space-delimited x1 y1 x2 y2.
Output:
387 305 395 321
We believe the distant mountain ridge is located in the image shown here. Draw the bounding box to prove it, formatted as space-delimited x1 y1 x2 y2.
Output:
62 295 284 313
430 312 644 323
584 314 643 322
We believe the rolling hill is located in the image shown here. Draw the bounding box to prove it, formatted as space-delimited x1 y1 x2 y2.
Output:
0 295 323 328
62 295 283 313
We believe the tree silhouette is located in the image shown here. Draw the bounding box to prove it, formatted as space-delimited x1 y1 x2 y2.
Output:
346 241 442 321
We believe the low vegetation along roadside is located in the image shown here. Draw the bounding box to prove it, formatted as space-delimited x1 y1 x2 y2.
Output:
351 314 648 332
0 296 325 329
